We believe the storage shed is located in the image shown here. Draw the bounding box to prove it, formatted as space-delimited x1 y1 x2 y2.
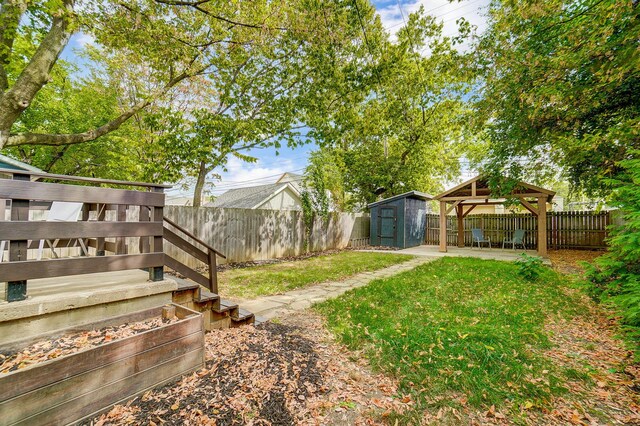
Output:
368 191 432 249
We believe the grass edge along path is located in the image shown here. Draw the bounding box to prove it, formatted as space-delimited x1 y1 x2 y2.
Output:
218 250 415 300
315 257 613 424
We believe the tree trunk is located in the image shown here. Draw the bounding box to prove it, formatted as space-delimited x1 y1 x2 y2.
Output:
0 0 28 92
193 161 208 207
0 0 74 147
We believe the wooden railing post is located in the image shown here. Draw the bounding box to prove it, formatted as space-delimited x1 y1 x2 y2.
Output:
115 204 127 254
6 173 30 302
208 249 218 294
150 187 164 282
96 203 106 256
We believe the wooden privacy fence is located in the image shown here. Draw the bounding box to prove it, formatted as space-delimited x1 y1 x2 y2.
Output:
163 206 370 267
425 211 611 250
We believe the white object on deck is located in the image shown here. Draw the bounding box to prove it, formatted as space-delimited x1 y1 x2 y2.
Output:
37 201 88 260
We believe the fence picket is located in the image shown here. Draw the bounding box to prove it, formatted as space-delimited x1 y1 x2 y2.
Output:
425 211 610 250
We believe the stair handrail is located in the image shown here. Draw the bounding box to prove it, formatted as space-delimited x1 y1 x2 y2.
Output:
163 216 226 259
162 216 225 293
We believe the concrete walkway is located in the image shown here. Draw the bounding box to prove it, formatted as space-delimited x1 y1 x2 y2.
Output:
239 256 434 321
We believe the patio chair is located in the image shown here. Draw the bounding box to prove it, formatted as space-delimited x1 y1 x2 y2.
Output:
37 201 88 260
471 228 491 249
503 229 526 250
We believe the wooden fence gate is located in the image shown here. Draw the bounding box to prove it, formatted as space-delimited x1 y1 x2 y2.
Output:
425 211 611 250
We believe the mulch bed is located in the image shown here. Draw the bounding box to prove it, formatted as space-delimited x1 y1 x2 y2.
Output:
0 317 179 374
548 249 605 275
213 246 398 273
90 312 409 425
215 248 352 272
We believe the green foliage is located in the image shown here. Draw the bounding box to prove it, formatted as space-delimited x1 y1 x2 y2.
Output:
474 0 640 197
475 0 640 354
218 251 414 300
585 154 640 344
516 253 545 282
1 0 385 197
316 257 589 421
306 6 474 207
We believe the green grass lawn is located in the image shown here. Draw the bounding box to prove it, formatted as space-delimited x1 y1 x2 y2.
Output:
218 251 414 300
315 257 589 423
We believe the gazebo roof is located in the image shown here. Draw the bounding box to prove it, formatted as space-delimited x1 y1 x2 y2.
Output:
434 175 555 204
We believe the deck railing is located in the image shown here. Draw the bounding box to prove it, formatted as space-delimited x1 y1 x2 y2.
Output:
0 168 170 302
162 216 226 294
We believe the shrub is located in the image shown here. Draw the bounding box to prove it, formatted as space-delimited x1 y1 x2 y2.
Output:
516 253 545 281
585 153 640 346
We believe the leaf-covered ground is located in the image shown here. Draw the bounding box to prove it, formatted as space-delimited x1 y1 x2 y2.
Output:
91 254 639 425
0 317 179 374
90 312 411 425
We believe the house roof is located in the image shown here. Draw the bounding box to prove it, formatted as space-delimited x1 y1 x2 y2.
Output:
0 154 43 173
276 172 303 184
368 191 433 208
208 182 299 209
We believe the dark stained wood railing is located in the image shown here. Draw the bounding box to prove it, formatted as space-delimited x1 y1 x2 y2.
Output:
0 168 170 302
162 216 226 294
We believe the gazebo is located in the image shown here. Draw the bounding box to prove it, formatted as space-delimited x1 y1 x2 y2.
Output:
433 176 556 256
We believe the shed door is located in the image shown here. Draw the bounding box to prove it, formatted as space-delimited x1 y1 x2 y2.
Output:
378 206 397 247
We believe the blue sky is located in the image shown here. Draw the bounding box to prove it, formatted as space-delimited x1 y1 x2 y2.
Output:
61 0 489 198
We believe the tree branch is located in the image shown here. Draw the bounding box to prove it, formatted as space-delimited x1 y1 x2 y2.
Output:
154 0 289 31
5 72 193 147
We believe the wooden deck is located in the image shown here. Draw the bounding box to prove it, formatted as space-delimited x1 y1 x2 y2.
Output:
0 269 151 300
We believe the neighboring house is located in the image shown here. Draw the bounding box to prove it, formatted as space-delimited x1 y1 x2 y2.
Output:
206 181 302 210
0 153 42 178
275 172 303 192
165 195 194 206
445 195 564 215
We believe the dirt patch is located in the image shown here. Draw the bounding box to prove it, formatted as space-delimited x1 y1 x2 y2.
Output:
216 248 353 272
548 249 605 275
212 247 398 273
536 293 639 425
90 311 409 425
0 316 178 374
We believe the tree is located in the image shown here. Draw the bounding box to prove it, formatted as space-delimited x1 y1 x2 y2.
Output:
306 6 474 208
0 0 375 151
1 0 383 206
473 0 639 196
474 0 640 347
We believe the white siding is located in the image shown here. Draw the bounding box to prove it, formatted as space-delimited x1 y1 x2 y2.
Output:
257 187 302 210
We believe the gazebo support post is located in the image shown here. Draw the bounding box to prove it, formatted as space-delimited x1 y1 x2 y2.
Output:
439 201 447 252
456 205 464 248
537 197 548 256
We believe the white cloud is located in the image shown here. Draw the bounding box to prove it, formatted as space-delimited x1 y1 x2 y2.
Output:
376 0 490 49
73 32 96 47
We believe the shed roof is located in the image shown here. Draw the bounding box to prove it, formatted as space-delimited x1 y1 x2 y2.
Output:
0 154 43 173
367 190 433 208
208 182 299 209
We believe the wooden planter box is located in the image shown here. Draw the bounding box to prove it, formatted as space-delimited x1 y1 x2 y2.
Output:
0 304 204 426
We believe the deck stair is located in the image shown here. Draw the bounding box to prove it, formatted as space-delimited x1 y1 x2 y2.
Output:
163 218 254 330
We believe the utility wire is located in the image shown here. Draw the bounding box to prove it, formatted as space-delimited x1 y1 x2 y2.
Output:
384 0 485 32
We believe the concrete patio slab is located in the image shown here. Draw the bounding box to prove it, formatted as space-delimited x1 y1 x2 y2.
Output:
358 245 551 265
